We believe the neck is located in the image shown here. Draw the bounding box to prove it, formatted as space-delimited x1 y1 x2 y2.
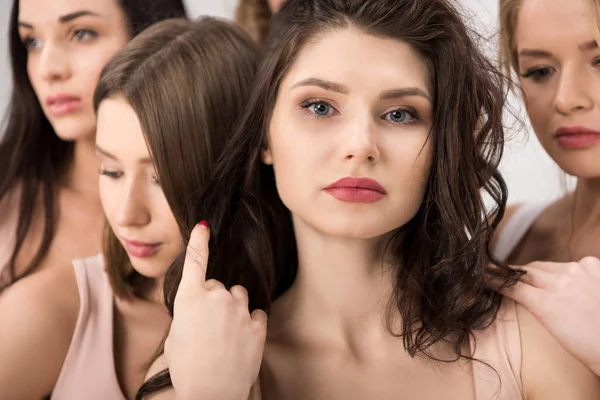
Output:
60 137 101 200
572 177 600 230
273 217 397 347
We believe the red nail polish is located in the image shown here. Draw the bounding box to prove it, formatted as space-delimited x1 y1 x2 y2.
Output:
198 220 209 228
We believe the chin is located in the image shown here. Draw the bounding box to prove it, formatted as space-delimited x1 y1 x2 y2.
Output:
128 257 170 279
551 152 600 179
48 116 96 142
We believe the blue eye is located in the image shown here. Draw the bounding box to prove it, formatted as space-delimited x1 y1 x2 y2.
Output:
23 37 43 51
384 109 416 125
311 102 330 116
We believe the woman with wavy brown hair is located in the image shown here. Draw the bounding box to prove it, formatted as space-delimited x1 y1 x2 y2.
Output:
494 0 600 378
234 0 285 44
139 1 600 399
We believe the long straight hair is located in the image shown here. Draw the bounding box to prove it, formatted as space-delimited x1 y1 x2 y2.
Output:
93 17 259 298
140 0 518 396
0 0 187 291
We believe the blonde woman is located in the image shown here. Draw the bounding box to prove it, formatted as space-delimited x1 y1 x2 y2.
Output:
496 0 600 376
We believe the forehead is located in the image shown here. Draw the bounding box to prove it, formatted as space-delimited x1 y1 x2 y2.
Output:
96 98 150 160
18 0 123 23
281 28 431 94
516 0 593 49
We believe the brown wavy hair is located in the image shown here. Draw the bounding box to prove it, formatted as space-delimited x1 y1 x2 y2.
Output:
93 17 258 298
139 0 517 395
0 0 187 291
235 0 274 44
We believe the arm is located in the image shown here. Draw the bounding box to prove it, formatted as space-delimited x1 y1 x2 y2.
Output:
519 303 600 399
0 268 79 399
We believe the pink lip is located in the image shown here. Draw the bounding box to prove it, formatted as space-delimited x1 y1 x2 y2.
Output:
45 94 82 116
122 239 162 258
324 177 386 203
554 126 600 149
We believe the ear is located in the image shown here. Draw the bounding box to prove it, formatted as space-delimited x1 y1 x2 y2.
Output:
261 146 273 165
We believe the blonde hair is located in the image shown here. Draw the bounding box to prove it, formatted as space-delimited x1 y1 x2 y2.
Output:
498 0 523 79
234 0 273 44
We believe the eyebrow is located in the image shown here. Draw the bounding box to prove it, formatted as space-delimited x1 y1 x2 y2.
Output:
95 145 153 164
18 10 101 29
291 77 431 100
519 39 599 59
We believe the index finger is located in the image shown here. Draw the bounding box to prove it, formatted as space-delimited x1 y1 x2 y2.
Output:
179 221 211 293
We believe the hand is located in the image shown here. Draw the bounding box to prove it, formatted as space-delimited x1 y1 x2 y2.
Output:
164 221 268 400
500 257 600 376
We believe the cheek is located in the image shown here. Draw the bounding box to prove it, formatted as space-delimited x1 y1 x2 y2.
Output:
99 179 119 227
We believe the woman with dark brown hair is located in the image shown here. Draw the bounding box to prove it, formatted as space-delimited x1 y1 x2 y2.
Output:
0 0 187 292
140 1 600 399
494 0 600 378
0 17 258 399
234 0 285 44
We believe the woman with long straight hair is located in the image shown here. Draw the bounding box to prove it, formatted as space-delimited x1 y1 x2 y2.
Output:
0 0 186 291
0 17 259 399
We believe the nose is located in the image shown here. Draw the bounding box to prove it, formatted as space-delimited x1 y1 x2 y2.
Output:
554 65 594 115
341 114 380 165
116 179 151 228
37 42 71 83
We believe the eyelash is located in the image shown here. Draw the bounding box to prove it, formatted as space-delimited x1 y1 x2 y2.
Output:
99 168 161 186
520 67 555 82
299 98 420 125
99 168 123 179
522 58 600 82
21 28 98 51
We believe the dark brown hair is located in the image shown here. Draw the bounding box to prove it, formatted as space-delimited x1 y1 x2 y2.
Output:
0 0 187 291
93 17 259 298
235 0 274 44
140 0 517 395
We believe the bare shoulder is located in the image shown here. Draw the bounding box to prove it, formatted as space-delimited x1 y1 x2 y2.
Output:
517 304 600 400
0 264 80 398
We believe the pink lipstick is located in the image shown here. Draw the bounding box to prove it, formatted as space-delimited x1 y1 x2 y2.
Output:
324 177 386 203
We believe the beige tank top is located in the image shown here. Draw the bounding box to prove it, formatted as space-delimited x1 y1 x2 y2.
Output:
51 254 524 400
51 254 125 400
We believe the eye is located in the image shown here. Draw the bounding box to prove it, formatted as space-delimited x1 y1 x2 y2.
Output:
22 37 43 51
383 108 418 125
300 100 338 118
72 29 97 42
99 168 123 179
593 57 600 67
151 175 161 186
521 66 555 82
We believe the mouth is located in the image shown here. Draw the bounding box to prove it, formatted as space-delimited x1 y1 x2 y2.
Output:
554 126 600 149
45 94 82 116
122 238 162 258
323 177 386 203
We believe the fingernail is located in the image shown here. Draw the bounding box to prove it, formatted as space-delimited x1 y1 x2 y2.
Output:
197 220 209 229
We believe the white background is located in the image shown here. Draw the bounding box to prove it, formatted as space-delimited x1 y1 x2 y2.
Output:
0 0 565 205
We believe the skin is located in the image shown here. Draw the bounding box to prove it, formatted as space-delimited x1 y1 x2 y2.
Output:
496 0 600 375
150 28 600 400
267 0 286 14
0 0 131 282
0 97 181 398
